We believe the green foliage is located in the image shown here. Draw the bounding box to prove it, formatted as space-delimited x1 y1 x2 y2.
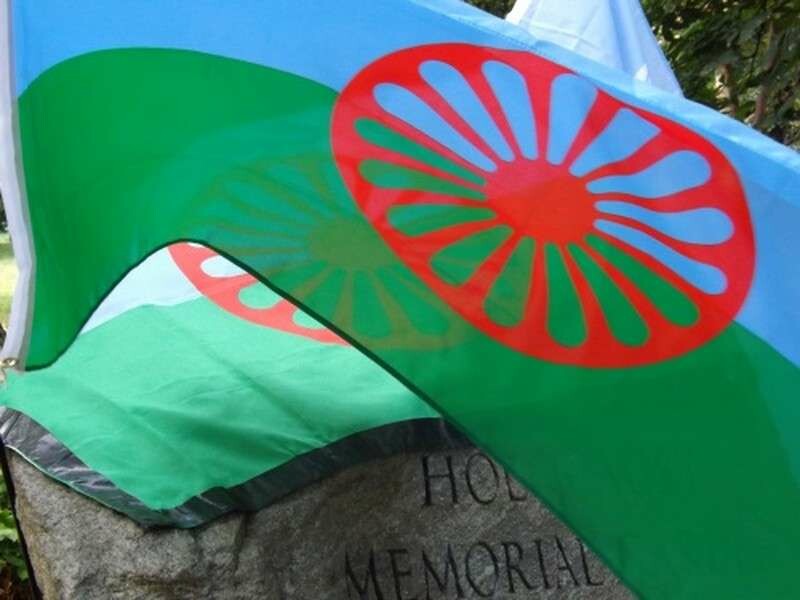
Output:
641 0 800 147
0 475 27 582
467 0 515 17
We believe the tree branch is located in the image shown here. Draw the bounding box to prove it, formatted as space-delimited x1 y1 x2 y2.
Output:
750 19 785 128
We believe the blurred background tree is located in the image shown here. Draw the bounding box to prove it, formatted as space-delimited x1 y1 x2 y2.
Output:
642 0 800 148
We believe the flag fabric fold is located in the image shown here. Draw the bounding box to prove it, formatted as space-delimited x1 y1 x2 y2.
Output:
0 248 466 525
2 1 800 598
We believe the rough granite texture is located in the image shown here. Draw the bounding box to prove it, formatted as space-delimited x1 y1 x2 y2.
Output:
9 448 635 599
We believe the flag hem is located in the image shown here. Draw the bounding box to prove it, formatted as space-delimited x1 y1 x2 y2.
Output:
0 407 470 528
0 0 34 368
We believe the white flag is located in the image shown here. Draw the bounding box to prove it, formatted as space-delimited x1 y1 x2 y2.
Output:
507 0 682 95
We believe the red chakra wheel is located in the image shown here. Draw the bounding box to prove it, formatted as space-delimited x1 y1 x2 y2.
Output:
331 44 755 367
169 243 346 345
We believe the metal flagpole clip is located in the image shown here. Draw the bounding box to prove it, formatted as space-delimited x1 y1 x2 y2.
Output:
0 357 18 383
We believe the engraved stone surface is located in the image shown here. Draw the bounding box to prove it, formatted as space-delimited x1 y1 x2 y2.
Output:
9 448 635 599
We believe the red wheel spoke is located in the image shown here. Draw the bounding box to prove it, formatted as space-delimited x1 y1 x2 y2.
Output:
461 233 521 306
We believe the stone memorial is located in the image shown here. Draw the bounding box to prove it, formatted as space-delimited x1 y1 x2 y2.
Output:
8 448 634 599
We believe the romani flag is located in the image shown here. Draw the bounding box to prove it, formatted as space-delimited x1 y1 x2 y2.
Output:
1 1 799 598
